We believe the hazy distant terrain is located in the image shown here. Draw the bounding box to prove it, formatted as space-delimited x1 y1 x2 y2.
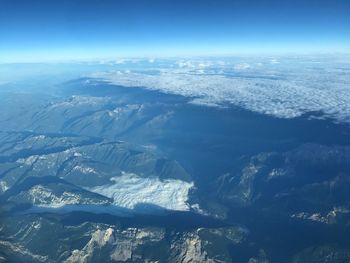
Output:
1 56 350 262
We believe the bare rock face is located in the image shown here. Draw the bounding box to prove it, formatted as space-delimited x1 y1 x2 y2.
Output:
65 226 167 263
64 226 247 263
66 228 115 263
169 227 246 263
170 232 213 263
0 213 248 263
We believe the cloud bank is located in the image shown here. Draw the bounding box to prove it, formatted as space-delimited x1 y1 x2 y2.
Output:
91 56 350 123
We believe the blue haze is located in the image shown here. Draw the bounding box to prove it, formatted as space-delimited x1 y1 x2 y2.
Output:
0 0 350 62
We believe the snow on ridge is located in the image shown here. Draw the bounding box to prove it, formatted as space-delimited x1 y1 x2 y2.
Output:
87 172 194 212
73 165 98 174
49 95 110 109
26 185 106 208
91 59 350 123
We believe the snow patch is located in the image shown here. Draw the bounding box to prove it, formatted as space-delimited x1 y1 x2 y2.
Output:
73 165 98 174
28 185 83 207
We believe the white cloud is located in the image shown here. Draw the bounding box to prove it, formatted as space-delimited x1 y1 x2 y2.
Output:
90 57 350 123
234 63 251 70
114 59 126 64
176 60 196 68
270 58 279 64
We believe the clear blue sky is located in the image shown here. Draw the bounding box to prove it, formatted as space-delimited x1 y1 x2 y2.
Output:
1 0 350 62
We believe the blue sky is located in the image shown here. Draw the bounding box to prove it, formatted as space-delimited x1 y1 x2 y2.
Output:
1 0 350 62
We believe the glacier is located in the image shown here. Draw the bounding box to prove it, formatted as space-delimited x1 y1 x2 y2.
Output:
87 172 194 211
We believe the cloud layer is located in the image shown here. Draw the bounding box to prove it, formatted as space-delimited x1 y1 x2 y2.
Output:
91 56 350 123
